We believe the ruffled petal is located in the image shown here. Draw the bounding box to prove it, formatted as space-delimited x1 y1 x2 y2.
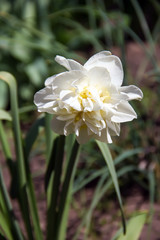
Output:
94 128 112 143
76 125 93 144
107 121 120 136
82 98 94 112
111 101 137 123
45 74 57 86
51 117 66 135
34 86 56 113
84 52 123 87
119 85 143 101
60 91 82 111
64 120 75 135
53 70 86 91
55 55 85 71
88 66 111 89
84 51 111 67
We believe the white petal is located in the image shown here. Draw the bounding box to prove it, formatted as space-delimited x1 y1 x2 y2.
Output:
88 88 103 110
76 125 93 144
72 76 89 92
84 51 111 67
106 128 112 143
95 128 112 143
82 98 94 112
45 74 57 86
84 112 105 135
111 101 137 123
74 119 83 136
61 92 81 111
85 120 99 135
64 120 74 135
88 66 111 88
84 53 123 87
34 87 55 113
120 85 143 101
107 121 120 136
59 90 73 99
57 113 76 121
53 70 86 91
51 117 66 135
55 55 85 71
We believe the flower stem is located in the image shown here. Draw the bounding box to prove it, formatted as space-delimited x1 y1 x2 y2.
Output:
56 140 80 240
0 72 34 239
0 168 23 240
46 135 65 240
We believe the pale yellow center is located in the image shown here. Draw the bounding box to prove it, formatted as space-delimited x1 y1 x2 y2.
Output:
79 87 91 99
75 112 82 122
100 90 111 103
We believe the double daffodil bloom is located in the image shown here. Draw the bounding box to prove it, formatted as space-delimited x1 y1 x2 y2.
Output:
34 51 143 144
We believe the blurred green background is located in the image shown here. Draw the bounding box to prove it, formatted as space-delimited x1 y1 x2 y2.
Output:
0 0 160 239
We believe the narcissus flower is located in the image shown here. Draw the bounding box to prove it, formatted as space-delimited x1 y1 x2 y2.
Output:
34 51 143 144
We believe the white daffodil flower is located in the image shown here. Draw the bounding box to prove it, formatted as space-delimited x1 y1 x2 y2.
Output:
34 51 143 144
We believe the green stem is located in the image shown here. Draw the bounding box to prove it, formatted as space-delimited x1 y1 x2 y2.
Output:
0 168 23 240
47 135 65 240
0 72 34 239
0 121 15 182
56 140 80 240
45 113 54 163
25 159 44 240
0 121 12 160
62 134 76 182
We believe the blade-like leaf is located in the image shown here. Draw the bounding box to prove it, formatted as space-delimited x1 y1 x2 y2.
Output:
47 135 65 240
73 147 142 194
56 140 80 240
96 140 126 234
0 213 13 240
25 115 45 158
0 168 23 240
116 212 147 240
74 166 136 240
0 71 34 239
0 110 12 121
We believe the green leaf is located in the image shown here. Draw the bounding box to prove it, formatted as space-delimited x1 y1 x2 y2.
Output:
56 140 80 240
45 113 56 163
73 147 142 194
0 71 26 185
25 115 45 158
0 109 12 121
96 140 126 234
116 212 147 240
114 148 142 165
0 213 13 240
45 136 58 193
0 71 34 239
0 81 8 109
47 135 65 240
73 166 136 240
0 168 23 240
